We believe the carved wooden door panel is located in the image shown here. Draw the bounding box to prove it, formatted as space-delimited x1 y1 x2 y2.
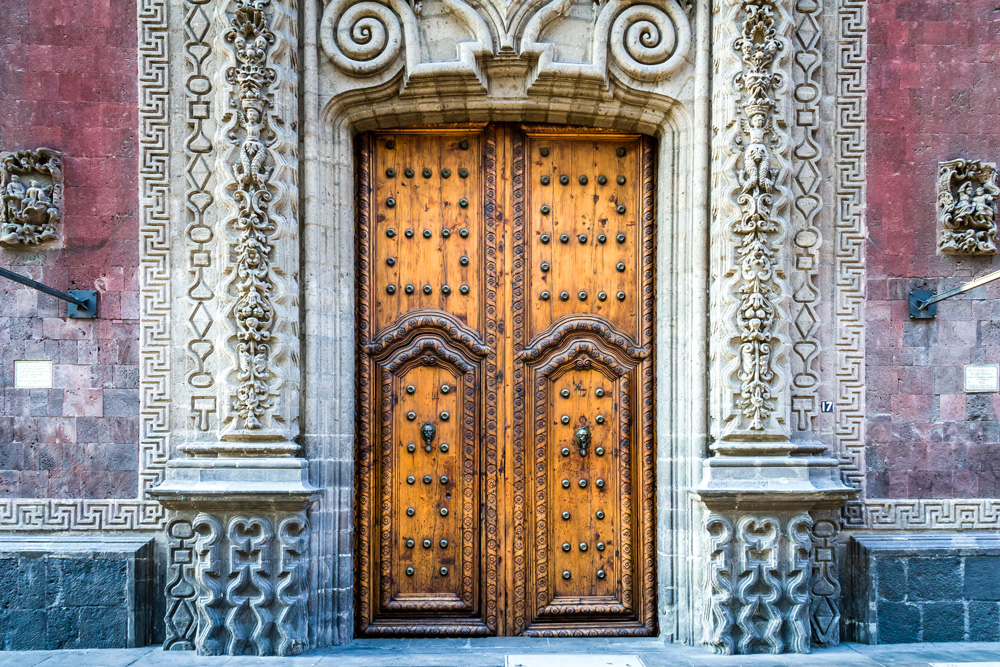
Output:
356 125 655 637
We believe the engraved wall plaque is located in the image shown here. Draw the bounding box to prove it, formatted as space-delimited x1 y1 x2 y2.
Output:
14 360 53 389
964 364 999 393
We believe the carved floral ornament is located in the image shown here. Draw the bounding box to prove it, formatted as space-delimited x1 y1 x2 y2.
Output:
319 0 692 87
226 0 279 430
729 0 786 431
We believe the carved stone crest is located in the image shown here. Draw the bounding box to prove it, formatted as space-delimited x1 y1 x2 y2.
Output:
0 148 63 247
938 159 999 255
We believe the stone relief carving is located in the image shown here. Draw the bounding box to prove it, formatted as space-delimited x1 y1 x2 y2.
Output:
833 0 867 519
809 517 840 647
788 0 821 433
716 0 792 434
319 0 492 94
937 159 999 255
520 0 692 91
184 0 219 433
224 0 280 430
319 0 691 96
164 511 310 656
703 512 818 654
164 519 199 650
0 148 63 247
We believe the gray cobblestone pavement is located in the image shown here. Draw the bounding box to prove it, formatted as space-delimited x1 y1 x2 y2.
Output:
0 640 999 667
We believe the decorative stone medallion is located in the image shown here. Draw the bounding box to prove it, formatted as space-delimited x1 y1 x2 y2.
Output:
0 148 63 247
938 158 999 255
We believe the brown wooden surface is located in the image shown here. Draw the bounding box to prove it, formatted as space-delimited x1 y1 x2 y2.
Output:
356 124 656 637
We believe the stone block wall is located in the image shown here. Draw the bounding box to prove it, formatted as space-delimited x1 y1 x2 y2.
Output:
0 0 140 500
0 536 155 649
847 534 1000 643
865 0 1000 500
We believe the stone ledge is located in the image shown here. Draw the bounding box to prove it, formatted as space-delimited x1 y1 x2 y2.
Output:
0 535 155 651
846 532 1000 644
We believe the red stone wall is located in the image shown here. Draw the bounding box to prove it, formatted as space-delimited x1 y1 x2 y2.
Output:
0 0 139 499
866 0 1000 499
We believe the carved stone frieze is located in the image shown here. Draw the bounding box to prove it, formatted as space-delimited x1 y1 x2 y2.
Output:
703 512 819 654
318 0 693 102
0 148 63 247
937 158 999 255
164 511 310 656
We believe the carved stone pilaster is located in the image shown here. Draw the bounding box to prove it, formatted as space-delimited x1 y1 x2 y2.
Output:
0 148 63 247
162 509 310 656
151 1 315 655
697 0 854 653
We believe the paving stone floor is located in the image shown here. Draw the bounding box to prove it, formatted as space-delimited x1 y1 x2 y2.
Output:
1 640 999 667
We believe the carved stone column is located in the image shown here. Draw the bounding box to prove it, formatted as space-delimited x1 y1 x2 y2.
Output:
149 0 316 656
695 0 854 654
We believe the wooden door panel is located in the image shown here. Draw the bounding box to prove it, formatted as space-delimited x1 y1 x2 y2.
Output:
522 133 647 346
356 124 655 637
377 341 481 615
371 129 486 339
511 129 656 636
357 129 497 636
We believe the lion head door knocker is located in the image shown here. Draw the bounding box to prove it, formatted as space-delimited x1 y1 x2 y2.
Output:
575 425 591 457
421 423 436 446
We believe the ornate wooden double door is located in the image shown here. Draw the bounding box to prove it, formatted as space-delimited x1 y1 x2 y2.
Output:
355 124 656 636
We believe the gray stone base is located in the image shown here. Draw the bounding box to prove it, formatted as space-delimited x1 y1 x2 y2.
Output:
846 533 1000 644
0 536 155 650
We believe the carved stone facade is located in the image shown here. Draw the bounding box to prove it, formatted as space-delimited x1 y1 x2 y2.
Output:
0 148 63 247
1 0 928 656
937 159 999 256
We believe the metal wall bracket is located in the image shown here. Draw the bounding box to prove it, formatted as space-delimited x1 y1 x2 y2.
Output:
909 268 1000 320
0 267 99 318
909 290 937 319
66 290 98 318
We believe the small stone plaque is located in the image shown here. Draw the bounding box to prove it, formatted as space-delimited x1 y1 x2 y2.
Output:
964 364 1000 393
14 359 52 389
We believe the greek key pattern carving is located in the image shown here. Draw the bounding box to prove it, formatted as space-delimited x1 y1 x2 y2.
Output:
833 0 867 520
938 159 999 255
716 0 793 435
703 512 816 655
848 499 1000 531
185 0 218 431
164 511 310 656
788 0 822 431
0 148 62 246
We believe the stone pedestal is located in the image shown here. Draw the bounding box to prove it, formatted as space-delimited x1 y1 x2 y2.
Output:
695 455 854 654
149 459 317 656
